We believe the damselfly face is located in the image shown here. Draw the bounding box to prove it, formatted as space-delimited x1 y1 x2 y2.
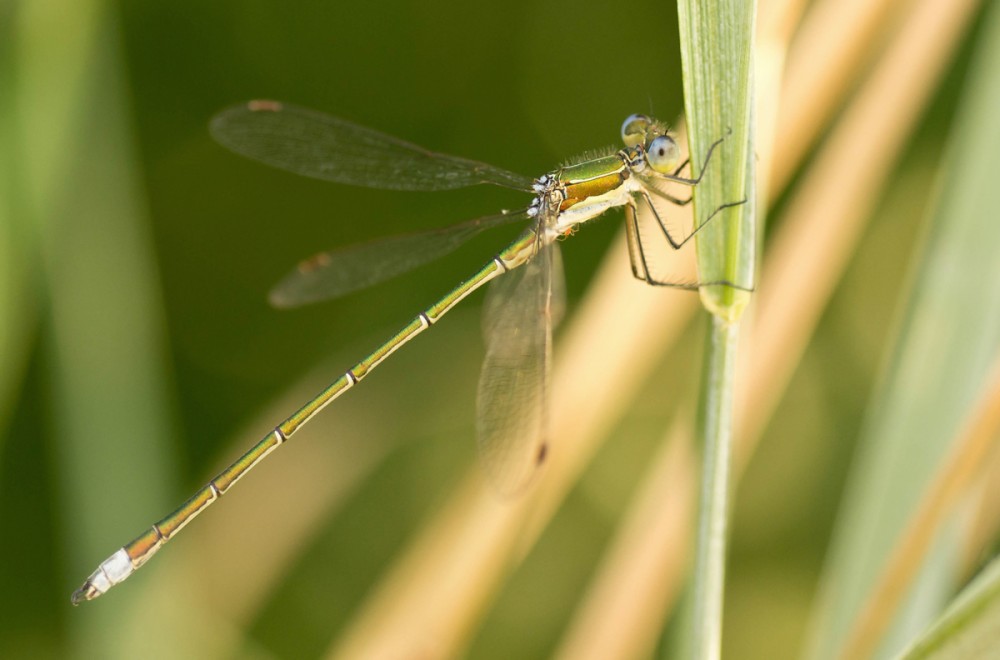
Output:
620 113 682 174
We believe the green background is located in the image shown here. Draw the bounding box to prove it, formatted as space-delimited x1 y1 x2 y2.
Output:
0 0 980 658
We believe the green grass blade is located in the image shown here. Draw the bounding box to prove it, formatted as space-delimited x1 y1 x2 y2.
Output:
678 0 756 321
676 1 757 658
806 1 1000 656
13 1 183 655
0 26 39 460
687 316 742 659
899 556 1000 660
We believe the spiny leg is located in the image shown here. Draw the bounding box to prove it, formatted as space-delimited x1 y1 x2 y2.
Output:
640 190 747 251
646 185 693 207
625 199 698 290
624 203 650 282
647 274 754 292
628 195 754 292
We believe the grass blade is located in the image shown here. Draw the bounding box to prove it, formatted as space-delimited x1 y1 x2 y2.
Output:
805 0 999 655
677 1 756 658
900 555 1000 660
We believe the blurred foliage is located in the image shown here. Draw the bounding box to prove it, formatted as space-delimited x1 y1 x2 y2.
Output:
1 0 997 658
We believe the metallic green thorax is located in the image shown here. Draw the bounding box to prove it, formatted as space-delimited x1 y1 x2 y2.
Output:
556 149 637 211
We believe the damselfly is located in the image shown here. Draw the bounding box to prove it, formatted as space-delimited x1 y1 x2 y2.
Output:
72 101 739 604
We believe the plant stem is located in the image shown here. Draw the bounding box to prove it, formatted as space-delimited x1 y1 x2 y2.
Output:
689 315 740 659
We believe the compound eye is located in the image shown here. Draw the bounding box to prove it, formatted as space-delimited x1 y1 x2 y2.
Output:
647 135 681 173
621 114 651 147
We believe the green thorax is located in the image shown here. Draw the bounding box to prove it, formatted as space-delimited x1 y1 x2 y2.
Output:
555 148 638 210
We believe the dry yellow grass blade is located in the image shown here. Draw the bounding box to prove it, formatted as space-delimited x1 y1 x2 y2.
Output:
962 447 1000 572
193 385 393 621
840 355 1000 659
736 0 983 457
755 0 810 208
771 0 912 194
330 473 536 659
553 418 698 660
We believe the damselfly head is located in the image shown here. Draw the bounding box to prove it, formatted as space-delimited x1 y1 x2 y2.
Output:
621 114 679 173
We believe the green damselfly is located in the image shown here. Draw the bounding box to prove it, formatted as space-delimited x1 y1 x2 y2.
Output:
72 101 738 604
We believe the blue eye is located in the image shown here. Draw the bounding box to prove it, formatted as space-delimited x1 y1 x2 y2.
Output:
621 114 651 148
647 135 680 173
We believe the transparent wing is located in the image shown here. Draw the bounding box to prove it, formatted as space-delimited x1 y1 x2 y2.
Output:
475 241 564 496
270 210 530 308
211 100 534 192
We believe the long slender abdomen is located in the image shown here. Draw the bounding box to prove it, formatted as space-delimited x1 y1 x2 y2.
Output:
71 231 539 604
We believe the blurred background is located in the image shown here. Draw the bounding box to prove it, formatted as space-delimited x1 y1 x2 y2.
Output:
2 0 998 658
